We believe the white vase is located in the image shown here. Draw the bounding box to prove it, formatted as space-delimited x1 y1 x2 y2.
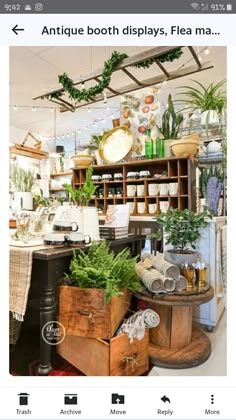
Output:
81 207 100 240
14 192 33 210
94 149 103 165
201 110 219 127
164 139 173 158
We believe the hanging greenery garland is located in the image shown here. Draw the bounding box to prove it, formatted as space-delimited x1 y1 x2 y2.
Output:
48 48 183 103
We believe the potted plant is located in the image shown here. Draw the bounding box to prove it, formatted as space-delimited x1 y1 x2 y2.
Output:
60 241 143 339
159 94 183 157
33 188 49 209
63 167 97 207
12 166 35 210
155 207 212 266
88 132 108 165
62 167 99 240
177 79 226 135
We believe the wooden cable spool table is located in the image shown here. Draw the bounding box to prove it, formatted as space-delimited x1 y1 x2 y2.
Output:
135 286 214 369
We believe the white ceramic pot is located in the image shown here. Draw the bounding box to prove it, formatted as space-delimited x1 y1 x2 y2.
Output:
14 192 33 210
201 110 219 127
206 140 222 154
81 206 100 240
164 139 173 158
94 149 104 165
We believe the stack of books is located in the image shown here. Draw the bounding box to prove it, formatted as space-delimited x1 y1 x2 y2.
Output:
99 226 129 240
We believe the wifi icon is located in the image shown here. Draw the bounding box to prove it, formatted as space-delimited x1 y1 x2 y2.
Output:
191 2 200 10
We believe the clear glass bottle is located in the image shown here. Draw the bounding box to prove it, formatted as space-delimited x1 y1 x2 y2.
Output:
145 129 153 159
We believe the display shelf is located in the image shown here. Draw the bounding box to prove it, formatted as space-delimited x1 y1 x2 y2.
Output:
72 157 196 216
49 188 66 192
50 171 72 177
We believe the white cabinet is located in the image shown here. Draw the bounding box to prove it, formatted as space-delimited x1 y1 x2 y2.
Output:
193 217 227 329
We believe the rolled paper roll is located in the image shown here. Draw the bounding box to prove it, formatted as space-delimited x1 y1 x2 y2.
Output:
163 277 176 292
135 263 146 278
150 253 180 279
142 269 164 292
116 309 160 342
175 275 187 291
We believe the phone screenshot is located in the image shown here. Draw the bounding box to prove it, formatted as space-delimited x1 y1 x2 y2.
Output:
0 0 234 419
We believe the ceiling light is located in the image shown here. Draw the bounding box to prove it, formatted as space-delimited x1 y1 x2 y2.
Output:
50 107 54 112
81 82 85 89
14 105 17 111
88 108 91 113
204 48 210 55
163 80 167 85
106 106 110 111
78 129 81 134
67 134 70 138
32 106 36 112
102 119 105 123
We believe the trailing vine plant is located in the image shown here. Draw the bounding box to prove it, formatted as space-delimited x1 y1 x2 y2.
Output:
48 49 183 103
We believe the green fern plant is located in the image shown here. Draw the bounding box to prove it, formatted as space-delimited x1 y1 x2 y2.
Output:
65 241 143 303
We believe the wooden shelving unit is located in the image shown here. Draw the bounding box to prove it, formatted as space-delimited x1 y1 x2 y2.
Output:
50 171 72 177
72 157 196 216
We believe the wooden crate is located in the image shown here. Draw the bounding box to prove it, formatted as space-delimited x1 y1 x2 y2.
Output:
57 331 149 376
59 286 131 340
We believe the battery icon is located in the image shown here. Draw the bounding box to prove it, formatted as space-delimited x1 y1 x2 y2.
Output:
226 4 232 11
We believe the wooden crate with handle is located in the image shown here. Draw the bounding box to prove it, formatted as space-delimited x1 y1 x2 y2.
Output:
57 331 149 376
59 286 131 340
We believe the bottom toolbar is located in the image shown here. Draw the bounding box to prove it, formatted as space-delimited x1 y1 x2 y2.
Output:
0 387 235 419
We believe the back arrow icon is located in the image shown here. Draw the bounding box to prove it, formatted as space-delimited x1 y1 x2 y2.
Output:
12 25 24 35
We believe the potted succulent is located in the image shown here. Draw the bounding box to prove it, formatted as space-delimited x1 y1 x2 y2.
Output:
177 80 226 135
60 241 143 339
155 207 212 266
12 166 35 210
159 94 183 157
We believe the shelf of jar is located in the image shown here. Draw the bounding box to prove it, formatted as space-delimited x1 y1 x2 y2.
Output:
51 171 72 177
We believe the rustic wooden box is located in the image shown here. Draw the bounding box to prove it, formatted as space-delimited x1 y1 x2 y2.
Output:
57 331 149 376
59 286 131 340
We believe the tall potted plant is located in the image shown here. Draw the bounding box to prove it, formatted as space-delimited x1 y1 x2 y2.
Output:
156 208 212 266
12 166 35 210
177 79 226 136
62 167 100 239
159 94 183 157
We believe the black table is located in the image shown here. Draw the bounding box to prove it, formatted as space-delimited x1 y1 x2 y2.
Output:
31 235 145 375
